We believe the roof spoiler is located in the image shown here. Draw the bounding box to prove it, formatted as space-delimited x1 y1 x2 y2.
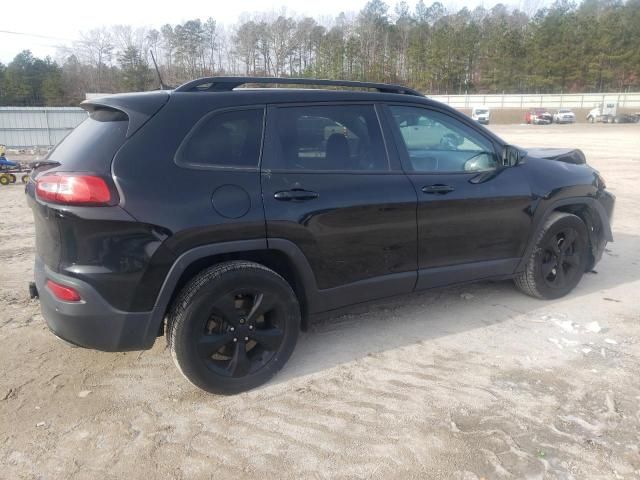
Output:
80 91 170 138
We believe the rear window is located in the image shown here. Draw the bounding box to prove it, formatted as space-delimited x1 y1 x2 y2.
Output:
46 108 128 174
176 108 264 169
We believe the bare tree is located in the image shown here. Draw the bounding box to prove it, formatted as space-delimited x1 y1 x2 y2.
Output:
203 17 217 74
77 28 114 92
234 21 255 75
270 16 296 76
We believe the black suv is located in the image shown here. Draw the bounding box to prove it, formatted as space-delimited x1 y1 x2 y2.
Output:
26 77 614 394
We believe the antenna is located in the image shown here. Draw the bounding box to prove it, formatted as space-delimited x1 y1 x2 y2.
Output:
149 49 168 90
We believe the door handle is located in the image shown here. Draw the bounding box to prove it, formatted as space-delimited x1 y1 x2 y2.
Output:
421 184 455 194
274 189 319 201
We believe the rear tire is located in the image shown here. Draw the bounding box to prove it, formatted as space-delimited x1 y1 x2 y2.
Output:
8 174 16 183
167 261 300 394
514 212 589 299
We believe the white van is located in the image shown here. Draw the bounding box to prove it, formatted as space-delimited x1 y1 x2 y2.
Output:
471 106 491 125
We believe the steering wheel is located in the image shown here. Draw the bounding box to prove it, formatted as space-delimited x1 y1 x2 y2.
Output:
440 133 461 151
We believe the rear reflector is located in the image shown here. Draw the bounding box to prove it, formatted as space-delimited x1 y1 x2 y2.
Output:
36 173 114 206
46 280 82 302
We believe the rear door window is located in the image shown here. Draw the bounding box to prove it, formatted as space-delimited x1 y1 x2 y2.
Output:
176 108 264 169
268 104 388 171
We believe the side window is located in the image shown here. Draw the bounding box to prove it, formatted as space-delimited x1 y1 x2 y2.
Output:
271 105 388 171
176 108 264 168
390 106 497 173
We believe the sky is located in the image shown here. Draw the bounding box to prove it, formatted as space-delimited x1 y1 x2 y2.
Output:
1 0 547 64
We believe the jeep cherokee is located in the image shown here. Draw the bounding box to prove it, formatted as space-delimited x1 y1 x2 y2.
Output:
26 77 615 394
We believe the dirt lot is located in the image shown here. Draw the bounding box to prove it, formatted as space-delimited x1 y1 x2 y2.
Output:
1 123 639 479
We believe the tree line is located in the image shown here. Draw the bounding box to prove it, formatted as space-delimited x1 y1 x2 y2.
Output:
1 0 639 106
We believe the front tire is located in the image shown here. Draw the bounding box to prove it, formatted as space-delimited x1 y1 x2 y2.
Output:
167 261 300 394
514 213 589 299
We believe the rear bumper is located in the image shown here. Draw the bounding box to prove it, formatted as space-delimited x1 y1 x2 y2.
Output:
34 256 158 351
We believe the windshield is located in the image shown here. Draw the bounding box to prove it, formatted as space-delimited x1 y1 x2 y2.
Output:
474 109 488 115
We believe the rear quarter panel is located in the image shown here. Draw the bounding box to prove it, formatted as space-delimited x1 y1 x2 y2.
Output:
111 93 268 308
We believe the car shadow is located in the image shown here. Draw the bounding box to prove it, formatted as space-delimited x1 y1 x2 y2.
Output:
273 231 640 384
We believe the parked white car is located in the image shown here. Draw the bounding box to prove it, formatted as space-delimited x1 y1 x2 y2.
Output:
553 108 576 124
471 106 491 125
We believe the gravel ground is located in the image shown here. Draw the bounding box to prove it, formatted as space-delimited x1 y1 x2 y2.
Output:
1 123 639 479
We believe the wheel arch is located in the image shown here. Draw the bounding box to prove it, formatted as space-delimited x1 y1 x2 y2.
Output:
516 197 612 273
145 239 319 345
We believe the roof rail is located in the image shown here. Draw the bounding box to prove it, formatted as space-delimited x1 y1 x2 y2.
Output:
174 76 423 96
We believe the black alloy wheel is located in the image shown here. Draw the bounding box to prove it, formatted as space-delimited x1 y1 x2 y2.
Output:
197 289 285 378
168 261 300 394
514 212 589 299
539 227 582 290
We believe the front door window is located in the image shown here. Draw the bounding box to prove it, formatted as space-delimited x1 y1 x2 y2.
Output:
389 105 498 173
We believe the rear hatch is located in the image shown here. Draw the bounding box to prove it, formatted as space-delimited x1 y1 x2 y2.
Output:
26 91 169 271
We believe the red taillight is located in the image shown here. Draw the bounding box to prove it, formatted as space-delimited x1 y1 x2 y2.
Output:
36 173 114 205
46 280 82 302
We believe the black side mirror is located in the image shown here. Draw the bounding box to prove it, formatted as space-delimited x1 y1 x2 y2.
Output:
502 145 521 167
